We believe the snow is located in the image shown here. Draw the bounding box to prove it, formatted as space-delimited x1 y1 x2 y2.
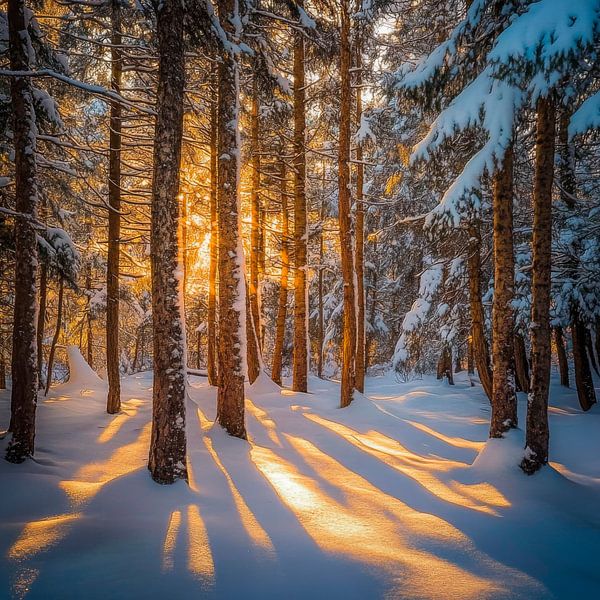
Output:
1 370 599 599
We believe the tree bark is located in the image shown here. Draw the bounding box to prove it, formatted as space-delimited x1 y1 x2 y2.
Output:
467 226 493 401
45 278 64 396
354 31 366 394
106 0 122 415
7 0 40 463
554 326 569 387
215 0 247 439
490 146 517 437
522 96 555 474
513 333 530 393
249 79 262 352
207 63 218 386
557 110 595 410
272 158 289 385
585 329 599 375
86 268 93 369
292 0 308 393
338 0 356 408
148 0 188 484
37 259 47 389
572 318 596 410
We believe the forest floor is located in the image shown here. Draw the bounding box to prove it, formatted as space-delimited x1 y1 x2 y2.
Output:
1 355 600 600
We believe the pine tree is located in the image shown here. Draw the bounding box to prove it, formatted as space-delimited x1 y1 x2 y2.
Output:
106 0 123 415
216 0 247 439
292 0 308 393
522 96 556 474
6 0 40 463
148 0 188 484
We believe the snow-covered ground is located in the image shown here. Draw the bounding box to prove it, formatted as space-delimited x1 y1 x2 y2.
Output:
1 355 599 599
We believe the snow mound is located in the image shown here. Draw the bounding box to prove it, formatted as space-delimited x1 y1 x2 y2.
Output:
64 345 105 389
248 371 281 396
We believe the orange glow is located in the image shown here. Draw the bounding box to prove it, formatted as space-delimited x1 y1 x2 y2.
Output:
97 398 144 443
245 398 282 446
162 510 182 572
203 437 274 554
303 414 509 514
61 422 151 507
404 419 485 451
187 505 215 586
250 436 509 600
8 513 82 560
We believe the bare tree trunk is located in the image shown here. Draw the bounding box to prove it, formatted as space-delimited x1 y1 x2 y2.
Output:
585 329 599 375
354 32 366 394
216 0 247 439
249 80 262 352
437 345 454 385
7 0 40 462
272 158 289 385
572 318 596 410
246 290 260 384
522 96 555 474
490 146 517 437
557 110 595 409
0 355 5 390
338 0 356 408
467 226 493 401
45 278 64 396
106 0 122 415
317 194 325 379
148 0 188 484
467 334 475 375
207 63 218 386
514 333 530 393
86 268 93 369
554 326 569 387
292 0 308 393
37 260 47 389
366 238 378 370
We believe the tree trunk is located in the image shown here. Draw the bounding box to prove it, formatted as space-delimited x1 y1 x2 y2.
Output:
0 355 5 390
292 0 309 393
513 333 530 393
45 278 64 396
317 192 325 379
522 96 555 474
338 0 356 408
148 0 188 484
354 32 366 394
557 110 595 409
86 268 93 369
437 345 454 385
272 158 289 385
246 289 260 384
490 146 517 437
467 226 493 401
106 0 122 415
215 0 247 439
585 329 599 375
6 0 40 463
207 63 218 386
467 334 475 375
37 260 47 389
554 326 569 387
572 318 596 410
249 79 262 353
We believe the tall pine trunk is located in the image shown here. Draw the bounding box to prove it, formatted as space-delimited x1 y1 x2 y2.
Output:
514 333 530 393
490 146 517 437
249 80 261 354
272 158 289 385
44 278 64 396
207 63 218 387
292 0 308 393
467 225 493 401
354 34 366 394
338 0 356 408
558 110 595 410
522 96 555 474
6 0 40 463
554 326 569 387
148 0 188 484
106 0 122 414
37 253 47 389
216 0 246 439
